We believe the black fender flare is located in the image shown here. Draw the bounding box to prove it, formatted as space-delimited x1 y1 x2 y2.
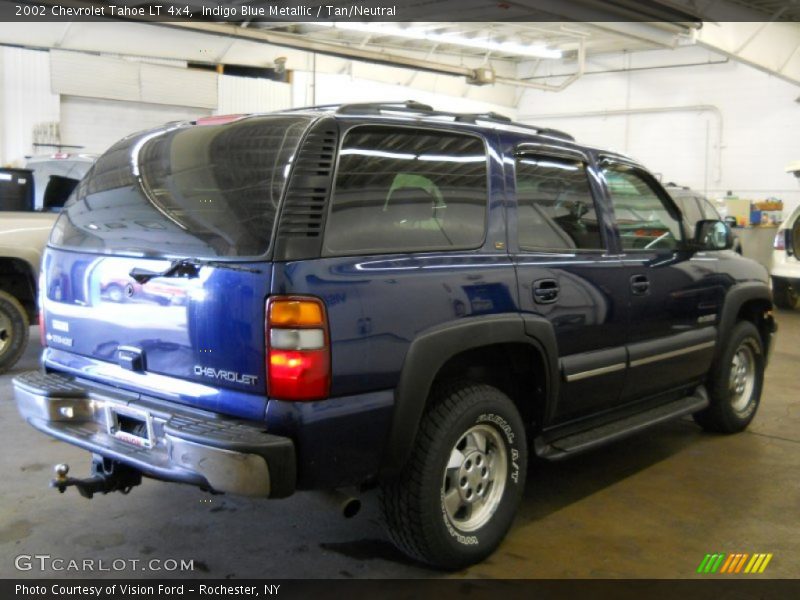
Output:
380 313 558 476
715 281 774 360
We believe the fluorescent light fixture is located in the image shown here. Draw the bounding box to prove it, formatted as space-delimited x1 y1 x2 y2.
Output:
315 23 562 59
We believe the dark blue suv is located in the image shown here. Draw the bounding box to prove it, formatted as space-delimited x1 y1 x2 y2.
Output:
14 102 775 569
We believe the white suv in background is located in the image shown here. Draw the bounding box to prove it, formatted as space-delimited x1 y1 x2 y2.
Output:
770 163 800 309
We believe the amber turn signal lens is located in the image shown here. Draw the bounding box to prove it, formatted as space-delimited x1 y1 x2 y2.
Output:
269 299 324 327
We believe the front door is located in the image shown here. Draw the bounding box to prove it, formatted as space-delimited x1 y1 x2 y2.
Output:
509 147 630 425
599 160 721 402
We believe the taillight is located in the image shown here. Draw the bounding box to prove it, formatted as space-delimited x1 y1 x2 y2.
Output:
774 230 787 250
38 310 46 347
38 271 46 347
266 296 330 401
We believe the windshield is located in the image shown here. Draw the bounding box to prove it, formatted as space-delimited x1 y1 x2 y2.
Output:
49 115 311 258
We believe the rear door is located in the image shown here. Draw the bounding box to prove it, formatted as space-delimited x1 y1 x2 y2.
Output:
599 159 721 402
508 143 629 425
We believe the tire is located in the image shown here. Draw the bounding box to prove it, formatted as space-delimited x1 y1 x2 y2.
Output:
380 382 527 569
772 277 798 310
0 289 30 374
693 321 764 433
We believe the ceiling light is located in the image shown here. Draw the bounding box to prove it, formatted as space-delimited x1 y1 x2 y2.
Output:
315 23 562 59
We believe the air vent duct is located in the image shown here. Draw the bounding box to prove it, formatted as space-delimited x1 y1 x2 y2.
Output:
274 118 338 261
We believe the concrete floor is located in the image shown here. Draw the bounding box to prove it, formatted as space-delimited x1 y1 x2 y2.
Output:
1 311 799 579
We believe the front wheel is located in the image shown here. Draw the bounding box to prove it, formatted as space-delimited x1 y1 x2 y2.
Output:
694 321 764 433
380 382 527 569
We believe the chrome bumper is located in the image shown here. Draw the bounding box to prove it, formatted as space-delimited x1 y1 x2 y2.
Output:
13 371 295 498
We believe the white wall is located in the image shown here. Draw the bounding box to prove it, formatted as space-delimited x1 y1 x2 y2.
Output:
60 96 210 155
517 47 800 212
0 47 59 166
292 64 518 118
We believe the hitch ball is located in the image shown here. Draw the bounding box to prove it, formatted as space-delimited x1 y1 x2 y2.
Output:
54 464 70 482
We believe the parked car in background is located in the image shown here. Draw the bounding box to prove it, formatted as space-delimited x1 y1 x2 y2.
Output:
25 154 95 211
0 210 58 371
665 183 742 254
770 167 800 309
0 154 95 371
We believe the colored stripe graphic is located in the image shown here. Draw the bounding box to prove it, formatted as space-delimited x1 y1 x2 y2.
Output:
701 553 773 574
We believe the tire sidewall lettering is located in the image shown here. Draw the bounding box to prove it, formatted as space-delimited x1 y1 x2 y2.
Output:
441 410 522 546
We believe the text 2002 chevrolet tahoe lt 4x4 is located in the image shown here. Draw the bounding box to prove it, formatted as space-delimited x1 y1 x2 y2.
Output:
14 102 775 569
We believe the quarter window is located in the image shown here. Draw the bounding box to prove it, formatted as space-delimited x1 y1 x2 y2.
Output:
603 167 683 251
324 127 488 254
515 156 603 250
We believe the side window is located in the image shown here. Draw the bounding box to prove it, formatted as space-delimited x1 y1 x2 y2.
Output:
603 166 683 251
324 126 487 255
514 156 603 251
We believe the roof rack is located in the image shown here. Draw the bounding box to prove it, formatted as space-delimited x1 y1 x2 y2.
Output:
291 101 575 142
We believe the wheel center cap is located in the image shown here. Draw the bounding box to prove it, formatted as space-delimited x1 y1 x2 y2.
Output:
457 450 490 504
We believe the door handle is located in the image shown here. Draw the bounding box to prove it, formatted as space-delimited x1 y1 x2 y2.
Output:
630 274 650 295
533 278 560 304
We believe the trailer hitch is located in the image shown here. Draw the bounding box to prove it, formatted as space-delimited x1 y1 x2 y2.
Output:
51 457 142 499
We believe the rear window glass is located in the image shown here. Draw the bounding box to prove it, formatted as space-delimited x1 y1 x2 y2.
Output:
323 126 488 255
515 157 603 250
49 116 310 258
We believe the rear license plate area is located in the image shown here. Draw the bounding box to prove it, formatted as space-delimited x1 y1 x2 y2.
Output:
107 406 153 448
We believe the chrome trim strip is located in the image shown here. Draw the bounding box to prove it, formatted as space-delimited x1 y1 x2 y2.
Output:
565 362 626 382
629 341 716 368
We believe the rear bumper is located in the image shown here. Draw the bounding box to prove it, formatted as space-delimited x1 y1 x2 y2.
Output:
13 371 295 498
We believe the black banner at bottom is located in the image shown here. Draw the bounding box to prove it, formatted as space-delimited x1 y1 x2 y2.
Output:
5 579 800 600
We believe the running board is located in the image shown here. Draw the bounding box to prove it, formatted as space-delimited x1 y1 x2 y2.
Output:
537 388 709 460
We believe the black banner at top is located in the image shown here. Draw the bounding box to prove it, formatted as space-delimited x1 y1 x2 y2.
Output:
0 0 798 23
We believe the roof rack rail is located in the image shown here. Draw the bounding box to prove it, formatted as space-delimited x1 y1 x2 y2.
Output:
288 101 575 143
335 100 434 115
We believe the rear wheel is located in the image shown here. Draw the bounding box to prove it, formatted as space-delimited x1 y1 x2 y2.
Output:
380 382 527 569
694 321 764 433
772 277 799 310
0 290 30 374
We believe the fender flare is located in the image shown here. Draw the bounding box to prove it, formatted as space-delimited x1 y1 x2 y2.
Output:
380 313 558 476
715 281 773 358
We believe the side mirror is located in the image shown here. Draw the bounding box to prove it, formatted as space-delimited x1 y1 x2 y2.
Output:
694 219 733 251
723 216 738 229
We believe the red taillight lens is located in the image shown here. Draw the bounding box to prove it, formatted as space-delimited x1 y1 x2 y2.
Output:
38 309 46 347
266 296 330 401
774 230 787 250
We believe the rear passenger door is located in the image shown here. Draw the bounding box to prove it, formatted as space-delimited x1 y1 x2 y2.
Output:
600 160 720 402
509 146 630 425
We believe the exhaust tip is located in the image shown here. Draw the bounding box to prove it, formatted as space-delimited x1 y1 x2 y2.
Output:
342 497 361 519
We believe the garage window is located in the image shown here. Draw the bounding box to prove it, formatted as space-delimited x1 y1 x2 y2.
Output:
323 126 488 255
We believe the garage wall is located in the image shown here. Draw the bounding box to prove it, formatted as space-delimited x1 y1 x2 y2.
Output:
517 47 800 211
217 74 291 114
292 69 518 118
60 96 210 155
0 46 59 166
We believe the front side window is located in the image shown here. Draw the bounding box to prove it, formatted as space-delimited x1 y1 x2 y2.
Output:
603 166 683 251
324 127 488 254
515 156 603 251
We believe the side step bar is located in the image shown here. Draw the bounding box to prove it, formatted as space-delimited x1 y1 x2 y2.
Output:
537 388 709 460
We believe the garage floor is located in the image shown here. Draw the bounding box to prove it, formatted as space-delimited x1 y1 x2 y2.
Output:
1 311 798 579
